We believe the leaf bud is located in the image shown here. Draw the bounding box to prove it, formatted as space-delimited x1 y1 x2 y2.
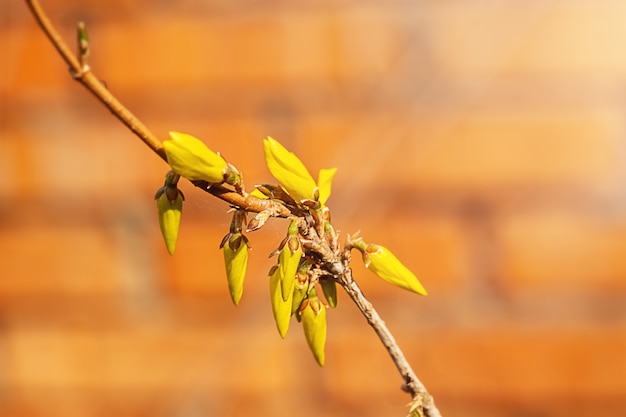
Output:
247 209 272 232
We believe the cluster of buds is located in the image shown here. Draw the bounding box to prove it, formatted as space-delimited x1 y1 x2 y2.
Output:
154 132 426 366
267 220 329 365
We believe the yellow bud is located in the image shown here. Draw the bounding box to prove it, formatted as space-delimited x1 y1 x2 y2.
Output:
155 188 183 255
221 233 249 305
270 265 292 338
291 269 310 316
320 279 337 308
278 237 302 302
291 285 308 317
354 238 427 295
300 293 327 366
263 137 318 204
163 131 227 183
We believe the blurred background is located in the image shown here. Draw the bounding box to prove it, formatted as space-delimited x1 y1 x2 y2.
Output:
2 0 626 416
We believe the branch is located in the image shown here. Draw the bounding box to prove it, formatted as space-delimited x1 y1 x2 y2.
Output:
310 227 442 417
25 0 165 159
24 0 291 217
337 250 441 417
24 2 442 416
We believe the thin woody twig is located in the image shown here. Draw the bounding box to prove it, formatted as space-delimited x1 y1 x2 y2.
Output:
24 0 290 216
24 0 165 160
23 1 441 416
310 227 442 417
337 251 442 417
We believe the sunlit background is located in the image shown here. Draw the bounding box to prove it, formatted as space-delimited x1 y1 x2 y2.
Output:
2 1 626 416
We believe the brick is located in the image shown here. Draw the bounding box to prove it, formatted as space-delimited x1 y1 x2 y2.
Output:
414 325 626 399
329 321 626 401
2 26 73 94
504 3 626 77
72 7 400 88
428 2 626 77
337 212 468 297
0 224 124 298
295 106 625 193
5 114 166 200
96 18 293 87
410 109 622 190
498 209 626 294
159 216 289 299
3 316 625 417
2 322 338 416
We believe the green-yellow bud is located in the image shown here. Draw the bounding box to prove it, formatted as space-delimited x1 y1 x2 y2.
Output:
320 279 337 308
263 137 318 205
277 220 303 301
278 236 302 302
353 238 427 295
291 264 311 316
221 232 249 305
270 265 292 338
155 186 183 255
163 131 228 183
300 292 327 366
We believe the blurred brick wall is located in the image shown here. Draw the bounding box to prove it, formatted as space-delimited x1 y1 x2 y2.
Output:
2 1 626 416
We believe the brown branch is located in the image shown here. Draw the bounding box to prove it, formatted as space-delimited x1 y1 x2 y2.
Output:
24 0 291 217
25 0 165 160
337 249 442 417
24 1 441 416
310 227 442 417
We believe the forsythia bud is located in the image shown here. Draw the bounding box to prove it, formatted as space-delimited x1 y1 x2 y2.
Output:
263 137 318 204
155 184 184 255
163 131 228 183
320 279 337 308
220 210 248 305
300 291 327 366
270 265 292 338
352 237 427 296
278 220 303 301
220 232 249 305
291 261 312 316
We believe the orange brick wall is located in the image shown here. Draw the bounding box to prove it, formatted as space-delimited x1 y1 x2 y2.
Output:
2 1 626 416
